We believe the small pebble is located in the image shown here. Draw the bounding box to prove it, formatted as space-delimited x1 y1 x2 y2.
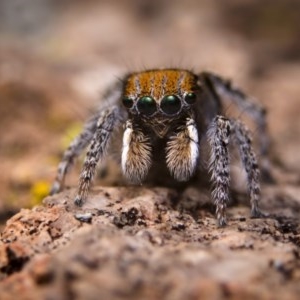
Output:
74 212 93 223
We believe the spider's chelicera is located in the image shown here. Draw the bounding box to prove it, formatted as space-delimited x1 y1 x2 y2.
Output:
50 69 268 226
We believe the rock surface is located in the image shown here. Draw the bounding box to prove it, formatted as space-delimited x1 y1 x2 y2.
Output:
0 183 300 300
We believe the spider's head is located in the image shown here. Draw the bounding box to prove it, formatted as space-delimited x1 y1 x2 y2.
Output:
121 69 199 137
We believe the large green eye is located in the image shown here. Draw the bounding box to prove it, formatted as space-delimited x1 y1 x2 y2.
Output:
184 92 197 104
122 96 134 108
160 95 181 115
137 96 157 116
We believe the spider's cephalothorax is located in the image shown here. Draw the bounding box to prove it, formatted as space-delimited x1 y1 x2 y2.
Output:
50 68 268 226
122 70 199 136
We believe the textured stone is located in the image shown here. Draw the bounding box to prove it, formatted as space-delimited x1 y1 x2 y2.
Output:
0 184 299 299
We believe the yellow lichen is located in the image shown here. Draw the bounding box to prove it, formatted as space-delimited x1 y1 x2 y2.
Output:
30 181 51 206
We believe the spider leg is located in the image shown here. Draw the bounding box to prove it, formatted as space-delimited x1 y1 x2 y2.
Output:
74 106 120 206
207 115 231 227
166 117 199 181
199 72 272 182
231 119 261 218
121 119 152 183
50 114 100 195
50 81 124 196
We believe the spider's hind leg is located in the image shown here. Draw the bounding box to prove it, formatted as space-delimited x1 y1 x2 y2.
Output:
231 119 261 218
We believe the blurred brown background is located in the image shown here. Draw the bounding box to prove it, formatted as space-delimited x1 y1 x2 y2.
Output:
0 0 299 221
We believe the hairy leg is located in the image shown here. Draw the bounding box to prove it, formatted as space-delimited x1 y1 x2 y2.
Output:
121 119 152 183
74 106 120 206
231 120 261 217
50 114 100 195
50 81 124 195
207 115 231 226
199 72 271 181
166 118 199 182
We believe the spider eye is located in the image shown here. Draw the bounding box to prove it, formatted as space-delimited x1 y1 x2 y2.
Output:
122 96 134 108
160 95 181 115
184 92 197 104
137 96 157 116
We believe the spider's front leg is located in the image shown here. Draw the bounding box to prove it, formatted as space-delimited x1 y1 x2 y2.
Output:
50 114 101 195
121 119 152 183
74 106 120 206
207 115 231 227
200 72 273 183
208 115 262 226
166 118 199 181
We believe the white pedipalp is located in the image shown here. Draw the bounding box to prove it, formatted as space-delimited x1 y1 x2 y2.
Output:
121 121 132 176
186 118 199 176
121 120 152 183
166 117 199 182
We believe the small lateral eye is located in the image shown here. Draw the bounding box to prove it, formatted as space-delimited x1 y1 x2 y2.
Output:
184 92 197 104
122 96 134 108
160 95 181 115
137 96 157 116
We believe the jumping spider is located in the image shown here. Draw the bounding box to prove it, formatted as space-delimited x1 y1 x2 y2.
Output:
50 69 268 226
